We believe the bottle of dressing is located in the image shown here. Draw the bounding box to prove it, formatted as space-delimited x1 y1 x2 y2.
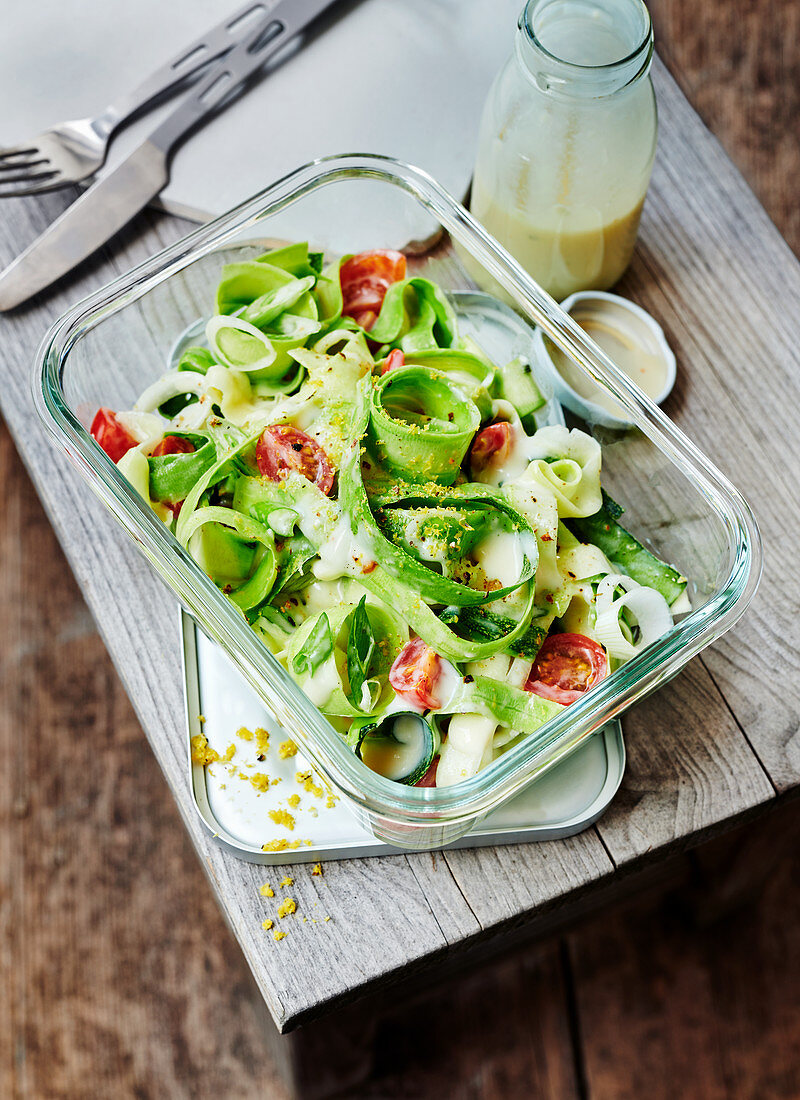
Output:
470 0 657 302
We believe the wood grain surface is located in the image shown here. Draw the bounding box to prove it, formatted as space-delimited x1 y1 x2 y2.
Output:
2 0 800 1094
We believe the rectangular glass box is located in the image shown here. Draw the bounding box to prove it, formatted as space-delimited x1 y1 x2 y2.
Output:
35 154 761 850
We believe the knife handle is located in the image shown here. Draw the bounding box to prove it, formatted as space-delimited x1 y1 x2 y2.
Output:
97 2 273 138
150 0 333 155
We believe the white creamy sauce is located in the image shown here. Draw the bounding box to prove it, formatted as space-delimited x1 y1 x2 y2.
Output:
301 654 340 708
474 529 524 589
312 517 376 581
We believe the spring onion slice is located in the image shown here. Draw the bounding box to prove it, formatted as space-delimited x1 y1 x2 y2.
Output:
205 316 278 376
593 573 674 660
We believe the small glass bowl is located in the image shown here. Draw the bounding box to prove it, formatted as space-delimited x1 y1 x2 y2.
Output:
34 154 761 850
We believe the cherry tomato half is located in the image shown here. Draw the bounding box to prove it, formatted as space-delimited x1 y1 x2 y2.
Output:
340 249 406 330
469 421 513 477
525 633 608 705
381 349 405 375
415 756 439 787
256 425 334 495
152 435 195 457
90 408 138 463
389 637 443 711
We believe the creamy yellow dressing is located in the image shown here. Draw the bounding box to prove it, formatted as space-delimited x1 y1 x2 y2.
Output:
547 310 669 416
471 186 647 303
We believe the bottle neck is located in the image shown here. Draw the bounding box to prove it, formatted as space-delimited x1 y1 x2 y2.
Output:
515 0 654 99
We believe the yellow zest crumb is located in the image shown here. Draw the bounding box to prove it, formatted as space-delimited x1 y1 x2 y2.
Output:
255 727 270 758
325 794 338 809
309 806 318 818
250 773 271 792
277 898 297 919
261 918 274 931
271 778 281 786
287 793 301 809
222 744 236 762
273 930 286 941
259 883 274 898
312 863 323 877
237 725 254 741
280 875 293 888
197 714 206 725
261 838 311 852
324 916 331 922
279 739 299 759
268 809 295 831
296 770 324 798
190 733 220 766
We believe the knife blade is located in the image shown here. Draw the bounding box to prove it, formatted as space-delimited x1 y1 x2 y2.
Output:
0 0 340 312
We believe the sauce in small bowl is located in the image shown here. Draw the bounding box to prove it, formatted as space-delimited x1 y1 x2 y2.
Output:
533 291 676 429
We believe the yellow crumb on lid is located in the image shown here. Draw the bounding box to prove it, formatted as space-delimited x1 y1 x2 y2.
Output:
237 726 254 741
190 733 220 766
280 875 293 888
287 793 301 809
279 739 299 759
268 809 295 831
273 930 286 941
259 884 274 898
261 918 274 931
277 898 297 919
250 773 271 792
261 838 310 852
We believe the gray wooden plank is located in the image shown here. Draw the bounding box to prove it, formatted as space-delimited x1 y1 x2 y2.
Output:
0 51 793 1028
621 61 800 792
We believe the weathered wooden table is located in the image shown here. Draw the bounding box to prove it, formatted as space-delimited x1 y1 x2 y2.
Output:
2 56 798 1095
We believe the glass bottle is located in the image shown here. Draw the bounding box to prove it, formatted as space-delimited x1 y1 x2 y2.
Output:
470 0 657 302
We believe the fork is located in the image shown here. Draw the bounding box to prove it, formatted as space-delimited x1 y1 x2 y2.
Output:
0 1 270 198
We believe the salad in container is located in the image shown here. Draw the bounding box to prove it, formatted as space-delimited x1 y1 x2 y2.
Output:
35 155 760 849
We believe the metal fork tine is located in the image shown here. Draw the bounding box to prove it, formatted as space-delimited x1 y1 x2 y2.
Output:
0 171 61 194
0 158 49 174
0 147 41 162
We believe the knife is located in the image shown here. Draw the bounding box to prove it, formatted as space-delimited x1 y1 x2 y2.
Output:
0 0 340 312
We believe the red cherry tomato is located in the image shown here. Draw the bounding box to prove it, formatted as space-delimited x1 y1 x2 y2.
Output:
152 435 195 457
381 349 405 375
415 756 439 787
340 249 406 330
90 408 138 463
256 425 334 495
389 637 443 711
470 421 513 477
525 633 608 705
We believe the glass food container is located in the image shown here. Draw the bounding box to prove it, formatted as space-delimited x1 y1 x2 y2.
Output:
35 154 760 851
471 0 657 301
